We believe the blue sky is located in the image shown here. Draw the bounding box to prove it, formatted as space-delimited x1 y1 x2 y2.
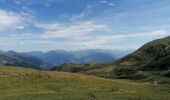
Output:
0 0 169 52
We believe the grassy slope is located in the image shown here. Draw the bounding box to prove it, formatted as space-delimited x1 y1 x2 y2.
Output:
0 66 170 100
54 62 115 78
116 36 170 69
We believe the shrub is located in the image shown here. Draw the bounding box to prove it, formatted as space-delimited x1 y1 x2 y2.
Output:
162 70 170 77
111 87 119 92
113 66 136 79
131 71 148 79
113 66 147 79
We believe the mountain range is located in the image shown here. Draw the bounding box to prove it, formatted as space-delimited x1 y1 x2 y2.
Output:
22 49 132 66
0 49 132 70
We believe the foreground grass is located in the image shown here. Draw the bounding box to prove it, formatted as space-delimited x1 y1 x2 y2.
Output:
0 66 170 100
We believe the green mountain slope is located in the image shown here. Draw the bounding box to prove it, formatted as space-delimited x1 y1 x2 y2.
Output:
117 36 170 69
0 66 170 100
113 36 170 79
0 51 49 70
52 62 114 77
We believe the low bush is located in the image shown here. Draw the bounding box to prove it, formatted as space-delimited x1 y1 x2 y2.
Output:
162 70 170 77
113 66 147 79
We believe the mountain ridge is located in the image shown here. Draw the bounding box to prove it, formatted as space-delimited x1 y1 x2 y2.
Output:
0 50 50 70
23 49 132 66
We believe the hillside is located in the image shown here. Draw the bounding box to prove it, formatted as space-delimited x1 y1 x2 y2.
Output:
117 36 170 69
53 36 170 79
113 36 170 79
52 62 114 78
0 51 49 70
0 66 170 100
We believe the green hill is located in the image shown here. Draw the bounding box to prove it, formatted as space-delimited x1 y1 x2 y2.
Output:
52 62 114 78
0 66 170 100
113 36 170 79
117 36 170 69
0 51 50 70
53 36 170 79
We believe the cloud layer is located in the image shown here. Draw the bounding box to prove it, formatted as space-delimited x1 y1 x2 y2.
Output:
0 10 25 31
0 0 170 51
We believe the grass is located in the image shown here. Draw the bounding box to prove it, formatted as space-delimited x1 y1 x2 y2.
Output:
55 62 116 78
0 66 170 100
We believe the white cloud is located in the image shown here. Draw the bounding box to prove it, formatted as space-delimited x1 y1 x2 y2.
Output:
0 10 26 31
19 41 25 45
108 3 115 7
0 9 168 51
35 22 66 31
111 30 167 40
100 0 115 7
14 0 22 4
70 4 92 21
101 0 107 3
1 19 169 51
69 29 169 50
36 21 107 39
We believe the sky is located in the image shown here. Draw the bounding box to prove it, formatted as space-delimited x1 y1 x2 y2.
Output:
0 0 169 52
